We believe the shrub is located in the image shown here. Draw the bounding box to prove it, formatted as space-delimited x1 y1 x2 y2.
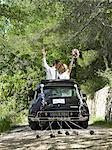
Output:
0 115 12 133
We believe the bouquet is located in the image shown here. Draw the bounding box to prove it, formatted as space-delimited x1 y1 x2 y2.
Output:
72 49 80 58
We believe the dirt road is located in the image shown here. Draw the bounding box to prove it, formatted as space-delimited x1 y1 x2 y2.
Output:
0 125 112 150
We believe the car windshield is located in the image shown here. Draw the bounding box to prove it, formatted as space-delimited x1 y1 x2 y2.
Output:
44 87 77 98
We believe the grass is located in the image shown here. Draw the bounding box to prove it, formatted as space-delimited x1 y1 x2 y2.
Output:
0 110 28 133
91 120 112 128
0 116 12 133
89 116 112 128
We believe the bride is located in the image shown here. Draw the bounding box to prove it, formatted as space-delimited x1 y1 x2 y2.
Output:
59 49 80 79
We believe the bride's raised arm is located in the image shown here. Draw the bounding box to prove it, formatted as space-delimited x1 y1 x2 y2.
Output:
68 49 80 75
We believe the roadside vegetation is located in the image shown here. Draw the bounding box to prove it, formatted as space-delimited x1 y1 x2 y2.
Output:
0 0 112 132
92 120 112 128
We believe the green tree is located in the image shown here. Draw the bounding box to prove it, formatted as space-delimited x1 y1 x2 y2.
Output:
0 0 112 131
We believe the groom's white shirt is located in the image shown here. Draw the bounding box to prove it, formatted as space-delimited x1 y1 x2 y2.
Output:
43 57 59 80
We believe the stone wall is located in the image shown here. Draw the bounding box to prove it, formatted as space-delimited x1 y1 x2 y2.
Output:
87 86 112 120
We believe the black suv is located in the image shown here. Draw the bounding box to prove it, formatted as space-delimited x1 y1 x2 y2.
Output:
28 80 89 130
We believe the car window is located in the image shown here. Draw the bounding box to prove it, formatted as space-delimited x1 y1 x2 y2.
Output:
44 87 77 97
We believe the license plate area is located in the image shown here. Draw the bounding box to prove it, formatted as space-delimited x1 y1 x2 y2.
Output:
52 98 65 104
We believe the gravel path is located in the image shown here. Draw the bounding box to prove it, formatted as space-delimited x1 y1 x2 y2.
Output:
0 125 112 150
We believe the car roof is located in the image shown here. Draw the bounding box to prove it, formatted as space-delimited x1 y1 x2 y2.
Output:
41 79 79 87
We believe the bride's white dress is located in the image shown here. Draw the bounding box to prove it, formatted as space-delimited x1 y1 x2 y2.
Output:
59 70 70 79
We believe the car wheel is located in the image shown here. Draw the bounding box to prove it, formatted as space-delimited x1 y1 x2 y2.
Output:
29 121 41 130
79 121 88 129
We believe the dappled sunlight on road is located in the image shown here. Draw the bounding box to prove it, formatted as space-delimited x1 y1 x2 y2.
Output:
0 126 112 150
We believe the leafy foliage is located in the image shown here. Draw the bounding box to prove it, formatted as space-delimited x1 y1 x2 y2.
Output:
0 0 112 131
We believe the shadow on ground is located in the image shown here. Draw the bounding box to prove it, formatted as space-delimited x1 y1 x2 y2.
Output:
0 125 112 150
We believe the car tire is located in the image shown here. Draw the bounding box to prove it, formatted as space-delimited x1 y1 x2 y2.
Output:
29 121 41 130
79 121 88 129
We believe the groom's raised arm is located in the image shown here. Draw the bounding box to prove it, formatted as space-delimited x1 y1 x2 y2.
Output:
42 48 50 70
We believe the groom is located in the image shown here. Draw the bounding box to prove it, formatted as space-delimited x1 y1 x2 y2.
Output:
42 48 61 80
